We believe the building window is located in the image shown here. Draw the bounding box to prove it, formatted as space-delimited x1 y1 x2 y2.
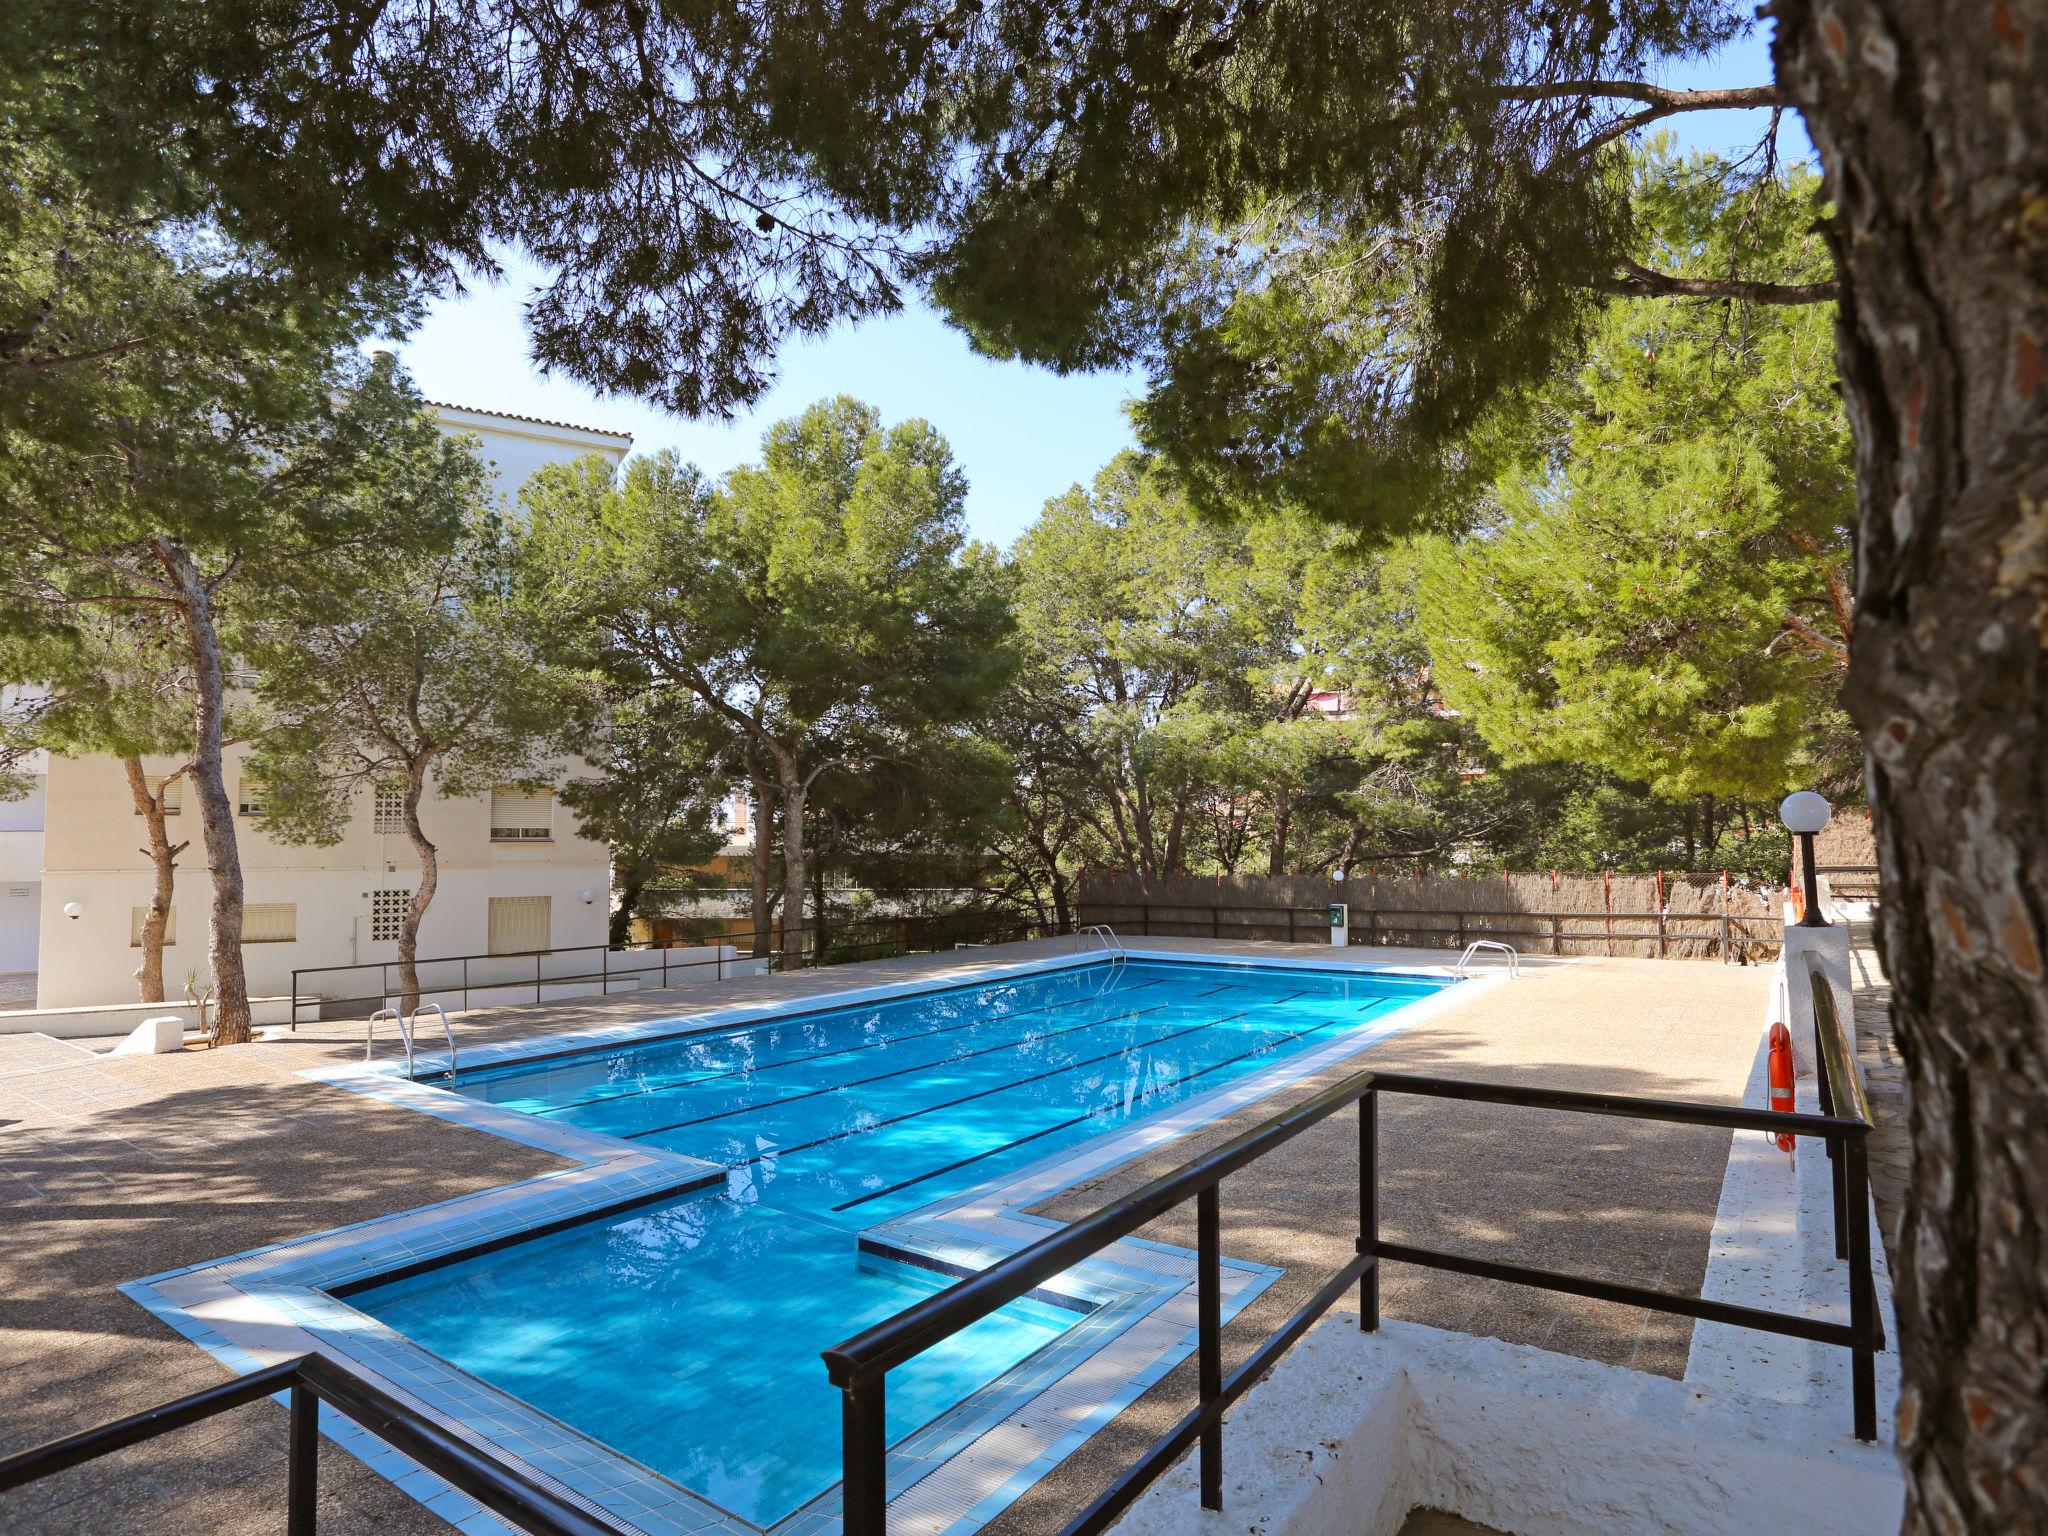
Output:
489 786 553 841
487 895 551 955
373 784 406 835
370 888 409 943
130 906 176 946
238 777 269 817
243 902 297 943
135 776 182 816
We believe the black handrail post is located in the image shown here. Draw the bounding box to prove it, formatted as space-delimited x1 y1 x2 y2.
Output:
1844 1136 1878 1441
287 1380 317 1536
1817 1032 1849 1261
1359 1087 1380 1332
461 955 469 1014
534 951 542 1007
841 1369 888 1536
1196 1183 1223 1511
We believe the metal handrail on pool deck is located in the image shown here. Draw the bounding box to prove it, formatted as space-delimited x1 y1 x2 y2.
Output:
824 1060 1882 1536
0 1353 631 1536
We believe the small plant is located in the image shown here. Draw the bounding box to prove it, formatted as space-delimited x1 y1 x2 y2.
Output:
182 968 216 1048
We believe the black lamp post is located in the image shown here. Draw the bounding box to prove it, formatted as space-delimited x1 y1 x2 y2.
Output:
1780 791 1833 928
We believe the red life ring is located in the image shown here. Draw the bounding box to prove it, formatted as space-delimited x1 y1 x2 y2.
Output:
1768 1020 1796 1153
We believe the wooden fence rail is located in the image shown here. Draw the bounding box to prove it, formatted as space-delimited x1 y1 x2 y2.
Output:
1075 899 1783 963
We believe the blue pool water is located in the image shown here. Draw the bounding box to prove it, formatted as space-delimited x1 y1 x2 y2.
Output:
350 959 1444 1527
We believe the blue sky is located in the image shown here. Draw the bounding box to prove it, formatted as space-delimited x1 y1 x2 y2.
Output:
385 20 1810 549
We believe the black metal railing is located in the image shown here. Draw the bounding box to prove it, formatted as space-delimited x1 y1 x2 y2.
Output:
291 911 1068 1025
824 1062 1880 1535
1079 899 1784 961
0 1353 629 1536
290 936 746 1026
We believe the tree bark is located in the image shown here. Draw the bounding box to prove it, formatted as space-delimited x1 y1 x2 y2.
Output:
397 760 438 1016
748 760 776 958
1268 791 1293 877
156 540 252 1043
121 756 185 1004
811 818 829 958
608 876 643 948
775 760 809 968
1776 5 2048 1527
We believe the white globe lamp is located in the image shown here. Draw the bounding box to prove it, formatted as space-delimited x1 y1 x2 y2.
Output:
1779 792 1833 927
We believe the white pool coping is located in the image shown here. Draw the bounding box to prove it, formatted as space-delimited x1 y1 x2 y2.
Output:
122 949 1494 1536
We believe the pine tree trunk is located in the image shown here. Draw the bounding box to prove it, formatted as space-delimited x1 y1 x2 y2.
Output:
398 763 438 1016
811 825 828 958
1776 6 2048 1527
157 540 252 1043
608 877 642 948
1268 792 1293 877
750 769 776 958
121 757 183 1004
776 763 808 969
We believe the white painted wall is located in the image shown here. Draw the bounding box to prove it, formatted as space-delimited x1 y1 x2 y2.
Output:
0 772 46 971
34 864 610 1010
428 404 632 509
13 400 634 1008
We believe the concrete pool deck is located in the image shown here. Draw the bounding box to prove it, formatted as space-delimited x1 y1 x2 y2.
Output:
1 938 1771 1535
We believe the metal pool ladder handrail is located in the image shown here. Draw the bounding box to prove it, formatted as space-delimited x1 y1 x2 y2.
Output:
1078 923 1126 960
1454 939 1520 979
413 1001 458 1085
362 1002 458 1083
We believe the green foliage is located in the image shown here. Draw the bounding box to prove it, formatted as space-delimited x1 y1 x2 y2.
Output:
557 694 730 947
244 489 588 850
1417 153 1855 802
523 398 1016 760
10 0 1792 477
522 397 1019 952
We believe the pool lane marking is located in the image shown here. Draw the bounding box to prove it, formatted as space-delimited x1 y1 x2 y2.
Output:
511 975 1175 1118
827 1009 1355 1212
616 1001 1182 1136
686 989 1315 1171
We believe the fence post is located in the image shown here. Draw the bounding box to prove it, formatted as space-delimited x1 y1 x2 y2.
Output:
534 951 542 1007
1655 870 1667 959
1720 870 1732 964
1368 907 1379 946
1359 1088 1379 1332
1212 905 1220 940
839 1370 888 1536
1551 912 1562 955
1197 1183 1224 1510
461 956 469 1013
287 1380 318 1536
1844 1139 1878 1442
1142 902 1151 937
1455 911 1466 950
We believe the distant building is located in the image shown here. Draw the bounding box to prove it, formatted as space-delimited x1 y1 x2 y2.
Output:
6 403 633 1011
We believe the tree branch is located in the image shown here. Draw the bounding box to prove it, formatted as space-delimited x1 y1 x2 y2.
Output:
1601 258 1837 306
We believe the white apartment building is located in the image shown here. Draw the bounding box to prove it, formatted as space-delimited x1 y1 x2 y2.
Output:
8 401 635 1011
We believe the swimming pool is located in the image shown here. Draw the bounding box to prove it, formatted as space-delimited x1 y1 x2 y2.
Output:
346 957 1448 1529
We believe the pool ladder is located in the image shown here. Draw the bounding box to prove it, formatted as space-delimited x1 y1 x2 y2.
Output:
1453 939 1521 980
364 1001 459 1084
1076 924 1128 990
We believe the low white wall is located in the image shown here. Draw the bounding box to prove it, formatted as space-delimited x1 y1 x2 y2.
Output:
33 866 611 1009
0 994 294 1039
1776 921 1854 1075
1109 1320 1902 1536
